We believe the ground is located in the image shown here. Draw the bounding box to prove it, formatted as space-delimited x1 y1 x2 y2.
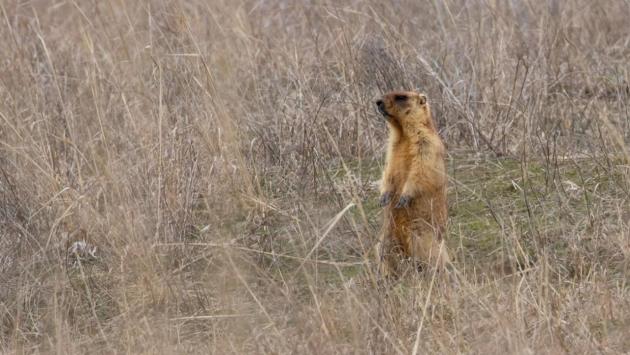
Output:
0 0 629 354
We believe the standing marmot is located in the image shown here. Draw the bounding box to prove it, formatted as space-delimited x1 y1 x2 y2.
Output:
375 91 449 275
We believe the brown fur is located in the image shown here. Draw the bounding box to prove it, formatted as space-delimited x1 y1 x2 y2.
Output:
375 91 449 275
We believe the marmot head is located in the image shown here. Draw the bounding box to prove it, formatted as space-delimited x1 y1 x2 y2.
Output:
375 91 432 132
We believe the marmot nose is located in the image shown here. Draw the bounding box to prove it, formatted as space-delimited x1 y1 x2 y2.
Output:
376 99 388 117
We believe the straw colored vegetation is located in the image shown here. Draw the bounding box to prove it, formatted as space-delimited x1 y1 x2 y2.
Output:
0 0 628 353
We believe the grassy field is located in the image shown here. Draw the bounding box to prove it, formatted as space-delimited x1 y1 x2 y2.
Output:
1 0 629 353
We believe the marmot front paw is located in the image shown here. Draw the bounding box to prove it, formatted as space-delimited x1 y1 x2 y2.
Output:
394 195 412 209
379 191 393 207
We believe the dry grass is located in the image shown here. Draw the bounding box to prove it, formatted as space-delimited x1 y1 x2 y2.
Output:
1 0 629 353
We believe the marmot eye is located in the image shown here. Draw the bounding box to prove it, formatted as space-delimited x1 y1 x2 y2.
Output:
394 95 407 102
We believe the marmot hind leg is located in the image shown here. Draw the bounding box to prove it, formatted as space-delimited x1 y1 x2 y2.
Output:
406 231 450 270
375 234 404 278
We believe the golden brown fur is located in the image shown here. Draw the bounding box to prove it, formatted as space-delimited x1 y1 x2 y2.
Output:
375 91 449 275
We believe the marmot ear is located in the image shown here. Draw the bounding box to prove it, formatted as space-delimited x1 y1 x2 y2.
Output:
417 93 427 105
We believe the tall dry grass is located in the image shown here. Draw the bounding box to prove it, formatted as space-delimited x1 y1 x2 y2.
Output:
1 0 629 353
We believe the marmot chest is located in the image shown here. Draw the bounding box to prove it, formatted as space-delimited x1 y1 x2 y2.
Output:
389 144 422 191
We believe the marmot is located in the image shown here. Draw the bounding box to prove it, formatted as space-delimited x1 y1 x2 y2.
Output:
375 91 449 275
